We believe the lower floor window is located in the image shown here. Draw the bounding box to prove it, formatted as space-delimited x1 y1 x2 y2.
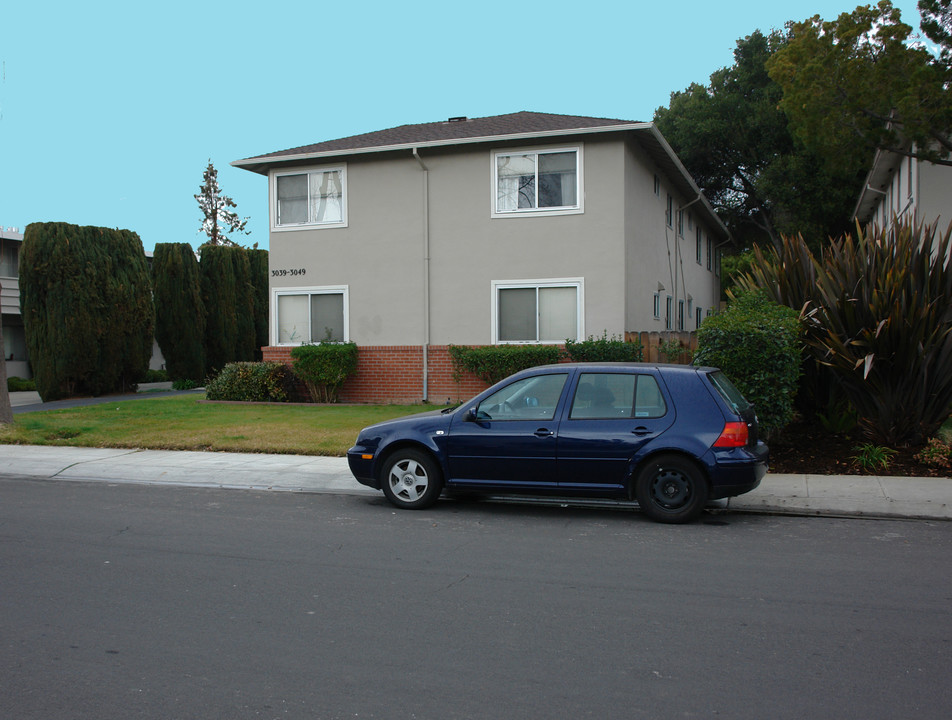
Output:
275 287 347 344
493 279 582 343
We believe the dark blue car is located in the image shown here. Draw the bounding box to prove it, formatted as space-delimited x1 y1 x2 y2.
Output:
347 363 768 523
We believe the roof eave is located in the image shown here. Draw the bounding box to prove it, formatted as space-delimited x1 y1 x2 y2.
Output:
231 122 653 174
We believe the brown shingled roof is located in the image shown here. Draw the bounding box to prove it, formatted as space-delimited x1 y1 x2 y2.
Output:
235 111 641 168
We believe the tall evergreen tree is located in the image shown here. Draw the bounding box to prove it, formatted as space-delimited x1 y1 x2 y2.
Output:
247 248 270 357
200 244 239 375
231 247 256 362
20 222 153 401
195 160 250 246
153 243 205 381
0 282 12 424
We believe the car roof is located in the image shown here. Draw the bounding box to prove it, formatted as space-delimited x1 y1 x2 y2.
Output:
513 362 713 375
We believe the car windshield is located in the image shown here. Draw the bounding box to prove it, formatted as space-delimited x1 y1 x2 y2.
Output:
707 371 751 413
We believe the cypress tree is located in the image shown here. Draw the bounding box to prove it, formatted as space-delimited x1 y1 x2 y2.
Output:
153 243 205 381
231 247 256 362
200 244 239 375
20 222 153 401
247 248 270 358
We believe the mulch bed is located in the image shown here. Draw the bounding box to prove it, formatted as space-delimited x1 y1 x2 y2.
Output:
767 422 948 478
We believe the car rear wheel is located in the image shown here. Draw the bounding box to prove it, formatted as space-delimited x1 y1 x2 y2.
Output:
380 449 443 510
635 454 708 524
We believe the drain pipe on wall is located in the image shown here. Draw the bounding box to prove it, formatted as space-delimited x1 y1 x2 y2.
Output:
413 148 431 402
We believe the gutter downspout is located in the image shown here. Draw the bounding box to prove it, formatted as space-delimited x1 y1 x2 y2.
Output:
413 148 430 401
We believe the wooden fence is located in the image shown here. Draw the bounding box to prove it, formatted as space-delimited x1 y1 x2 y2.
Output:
625 331 697 364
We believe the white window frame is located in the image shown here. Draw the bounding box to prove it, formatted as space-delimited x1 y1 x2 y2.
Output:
653 292 661 319
491 277 584 344
270 165 348 231
491 145 583 218
272 285 349 346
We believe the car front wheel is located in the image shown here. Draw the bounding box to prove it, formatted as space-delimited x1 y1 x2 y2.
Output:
380 449 443 510
635 454 709 524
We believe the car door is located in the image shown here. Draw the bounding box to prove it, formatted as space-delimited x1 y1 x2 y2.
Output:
557 370 675 493
446 371 571 491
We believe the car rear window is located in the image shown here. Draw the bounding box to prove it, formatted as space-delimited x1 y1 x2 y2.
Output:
707 371 751 413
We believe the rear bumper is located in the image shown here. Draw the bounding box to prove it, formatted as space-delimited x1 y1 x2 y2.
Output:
708 442 769 499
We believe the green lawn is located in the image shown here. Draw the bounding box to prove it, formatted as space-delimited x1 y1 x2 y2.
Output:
0 396 428 456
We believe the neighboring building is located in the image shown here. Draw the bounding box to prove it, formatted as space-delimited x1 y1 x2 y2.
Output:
233 111 729 403
853 145 952 230
0 227 29 379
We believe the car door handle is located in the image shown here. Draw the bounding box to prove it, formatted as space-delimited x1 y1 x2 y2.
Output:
534 428 554 438
631 427 653 436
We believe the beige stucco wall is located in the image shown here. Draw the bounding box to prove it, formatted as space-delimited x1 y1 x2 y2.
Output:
267 134 722 347
623 141 722 332
918 160 952 232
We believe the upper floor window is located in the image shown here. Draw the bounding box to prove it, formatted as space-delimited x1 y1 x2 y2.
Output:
493 147 581 217
272 166 347 230
665 194 673 227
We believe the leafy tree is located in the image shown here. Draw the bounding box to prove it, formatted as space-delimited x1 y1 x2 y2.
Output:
195 160 250 246
768 0 952 168
152 243 205 382
655 31 865 251
919 0 952 63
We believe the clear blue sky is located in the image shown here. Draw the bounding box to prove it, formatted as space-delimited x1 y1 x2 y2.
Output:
0 0 925 252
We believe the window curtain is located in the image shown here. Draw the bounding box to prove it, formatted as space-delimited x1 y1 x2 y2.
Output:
310 170 343 224
277 294 309 343
538 286 577 342
497 154 536 211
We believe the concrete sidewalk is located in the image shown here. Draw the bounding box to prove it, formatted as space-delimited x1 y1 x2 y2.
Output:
0 444 949 521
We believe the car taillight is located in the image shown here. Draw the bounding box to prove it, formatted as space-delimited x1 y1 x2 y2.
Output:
713 421 749 448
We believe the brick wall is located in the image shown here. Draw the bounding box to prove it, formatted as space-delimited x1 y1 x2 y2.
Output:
261 345 488 404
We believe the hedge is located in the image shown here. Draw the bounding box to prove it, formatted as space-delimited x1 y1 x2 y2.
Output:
448 345 562 386
693 292 801 436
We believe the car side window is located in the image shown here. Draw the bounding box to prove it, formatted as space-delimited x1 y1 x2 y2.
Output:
475 373 568 421
569 373 667 419
570 373 635 419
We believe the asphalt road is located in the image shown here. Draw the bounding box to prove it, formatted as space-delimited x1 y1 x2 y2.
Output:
2 477 951 720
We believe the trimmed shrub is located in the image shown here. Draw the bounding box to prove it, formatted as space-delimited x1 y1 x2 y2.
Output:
693 292 801 437
205 362 294 402
290 343 359 403
20 222 154 401
448 345 562 386
152 243 205 382
142 369 169 383
7 376 35 392
564 332 643 362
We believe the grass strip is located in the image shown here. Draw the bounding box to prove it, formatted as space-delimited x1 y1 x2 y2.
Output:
0 395 427 456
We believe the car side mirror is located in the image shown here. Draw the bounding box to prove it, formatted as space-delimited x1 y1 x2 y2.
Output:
465 407 478 422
